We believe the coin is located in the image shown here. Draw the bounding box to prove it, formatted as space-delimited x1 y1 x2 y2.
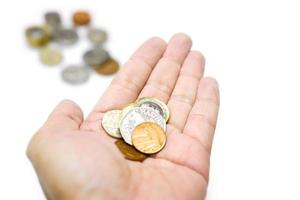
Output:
55 28 78 45
83 48 109 66
25 26 49 47
73 11 91 26
88 28 107 45
121 103 136 118
61 66 90 85
115 139 147 161
93 58 119 75
136 97 170 122
45 12 61 28
132 122 167 154
102 110 122 138
39 46 62 65
119 107 166 145
42 24 56 39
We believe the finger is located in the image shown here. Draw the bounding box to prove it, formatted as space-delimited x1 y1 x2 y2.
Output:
81 37 167 131
43 100 84 132
92 37 167 112
138 33 192 102
167 51 205 131
152 78 219 182
183 77 220 153
27 100 83 165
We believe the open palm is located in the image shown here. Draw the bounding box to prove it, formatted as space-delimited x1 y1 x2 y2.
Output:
27 33 220 200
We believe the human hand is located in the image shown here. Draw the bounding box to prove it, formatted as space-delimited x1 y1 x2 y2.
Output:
27 33 220 200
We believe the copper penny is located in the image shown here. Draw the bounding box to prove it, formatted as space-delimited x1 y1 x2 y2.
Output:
73 11 91 26
93 58 119 75
115 139 147 161
132 122 166 154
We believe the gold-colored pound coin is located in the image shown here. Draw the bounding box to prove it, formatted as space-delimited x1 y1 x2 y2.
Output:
39 46 62 66
93 58 119 75
25 26 50 47
102 110 122 138
132 122 167 154
136 97 170 122
115 139 147 161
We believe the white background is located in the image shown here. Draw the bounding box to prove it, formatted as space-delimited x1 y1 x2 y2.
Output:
0 0 299 199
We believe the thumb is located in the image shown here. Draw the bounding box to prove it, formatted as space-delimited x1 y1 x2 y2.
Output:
26 100 83 165
44 99 84 132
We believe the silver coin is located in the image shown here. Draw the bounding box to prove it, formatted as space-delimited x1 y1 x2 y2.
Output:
139 101 164 118
88 28 107 45
55 28 78 45
119 107 166 145
136 97 170 121
83 48 109 66
61 66 90 85
45 12 61 28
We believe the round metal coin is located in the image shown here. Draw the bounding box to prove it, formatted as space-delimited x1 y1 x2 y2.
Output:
115 139 147 161
83 48 109 66
136 97 170 122
102 110 122 138
88 28 107 45
61 66 90 85
55 28 78 45
73 11 91 26
45 12 61 27
25 26 49 47
42 24 55 38
132 122 167 154
121 103 136 119
93 58 119 75
39 47 62 66
119 107 166 145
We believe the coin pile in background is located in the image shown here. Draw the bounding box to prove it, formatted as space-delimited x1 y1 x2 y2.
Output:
102 97 170 161
25 11 119 85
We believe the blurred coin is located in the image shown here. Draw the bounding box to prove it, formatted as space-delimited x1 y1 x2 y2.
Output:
120 107 166 145
115 139 147 161
132 122 166 154
93 58 119 75
102 110 122 138
88 28 107 45
25 26 49 47
45 12 61 28
61 66 90 85
55 28 78 45
39 46 62 66
83 48 109 66
42 24 55 39
73 11 91 26
136 97 170 121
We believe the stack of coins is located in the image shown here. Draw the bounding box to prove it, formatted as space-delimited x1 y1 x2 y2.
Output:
25 10 119 85
101 97 170 161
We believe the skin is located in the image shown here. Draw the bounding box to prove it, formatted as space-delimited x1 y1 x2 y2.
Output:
27 33 220 200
